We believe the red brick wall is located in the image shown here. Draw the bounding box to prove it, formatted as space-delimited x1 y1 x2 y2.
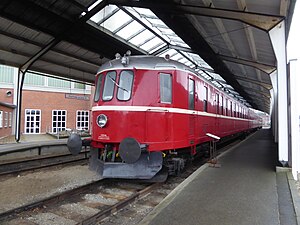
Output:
21 90 92 133
0 88 14 104
0 106 13 137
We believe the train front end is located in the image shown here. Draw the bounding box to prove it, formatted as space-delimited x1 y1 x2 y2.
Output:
88 54 166 180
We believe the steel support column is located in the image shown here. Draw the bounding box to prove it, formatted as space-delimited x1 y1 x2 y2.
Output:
15 39 60 142
270 71 278 143
15 69 26 142
269 21 288 164
289 60 300 180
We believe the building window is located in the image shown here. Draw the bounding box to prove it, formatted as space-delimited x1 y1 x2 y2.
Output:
24 72 45 86
76 110 89 131
160 73 172 104
74 82 85 89
0 65 14 83
0 111 3 128
189 79 195 110
52 110 66 133
9 112 12 127
102 71 117 101
48 77 71 88
4 112 8 128
117 70 134 101
25 109 41 134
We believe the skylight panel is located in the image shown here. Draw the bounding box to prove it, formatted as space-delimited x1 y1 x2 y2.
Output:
140 37 164 52
100 10 132 33
158 49 178 58
116 21 144 40
90 5 118 24
129 29 154 46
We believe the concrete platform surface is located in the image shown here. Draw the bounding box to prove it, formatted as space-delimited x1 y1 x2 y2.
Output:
139 129 299 225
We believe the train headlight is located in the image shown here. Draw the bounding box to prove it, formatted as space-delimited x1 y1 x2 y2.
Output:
96 114 108 128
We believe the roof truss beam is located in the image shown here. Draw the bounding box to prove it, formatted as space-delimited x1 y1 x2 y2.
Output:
108 0 284 31
220 54 276 74
234 75 273 89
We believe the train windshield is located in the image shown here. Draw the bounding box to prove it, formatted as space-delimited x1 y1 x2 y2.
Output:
94 74 103 102
117 70 133 101
102 71 117 101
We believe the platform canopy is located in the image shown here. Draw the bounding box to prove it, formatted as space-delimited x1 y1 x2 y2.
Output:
0 0 296 112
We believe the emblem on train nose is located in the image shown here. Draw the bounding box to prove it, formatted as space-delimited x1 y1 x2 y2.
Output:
97 114 108 128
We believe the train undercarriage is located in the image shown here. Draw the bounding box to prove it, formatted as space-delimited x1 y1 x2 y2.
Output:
68 130 256 182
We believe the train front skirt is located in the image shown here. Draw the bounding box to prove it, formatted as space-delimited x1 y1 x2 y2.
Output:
90 149 164 180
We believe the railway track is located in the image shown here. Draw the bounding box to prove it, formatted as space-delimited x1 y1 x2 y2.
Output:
0 137 244 225
0 179 162 225
0 151 89 177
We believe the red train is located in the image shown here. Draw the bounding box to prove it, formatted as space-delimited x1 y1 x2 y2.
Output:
68 54 262 180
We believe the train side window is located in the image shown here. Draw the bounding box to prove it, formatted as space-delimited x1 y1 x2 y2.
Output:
234 103 236 117
203 86 208 112
189 79 195 110
215 93 219 114
160 73 172 104
230 101 233 117
220 95 223 115
226 99 228 116
102 71 117 101
94 74 103 102
117 70 134 101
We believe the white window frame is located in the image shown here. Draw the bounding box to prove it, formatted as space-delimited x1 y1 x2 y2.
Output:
4 112 8 128
52 110 67 133
9 112 12 127
0 111 3 128
76 110 89 131
24 109 41 134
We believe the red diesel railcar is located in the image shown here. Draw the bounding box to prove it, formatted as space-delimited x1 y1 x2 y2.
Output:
68 54 262 180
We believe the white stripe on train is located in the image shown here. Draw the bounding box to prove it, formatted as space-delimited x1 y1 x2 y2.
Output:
92 105 252 122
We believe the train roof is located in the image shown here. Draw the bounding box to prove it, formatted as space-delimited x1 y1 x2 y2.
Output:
97 55 194 74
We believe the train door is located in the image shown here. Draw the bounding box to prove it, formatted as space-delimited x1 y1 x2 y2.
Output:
188 77 196 144
215 93 220 136
146 72 172 143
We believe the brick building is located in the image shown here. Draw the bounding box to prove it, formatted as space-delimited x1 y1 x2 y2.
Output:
0 65 93 139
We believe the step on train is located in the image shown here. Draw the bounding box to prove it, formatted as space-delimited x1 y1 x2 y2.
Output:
68 53 262 181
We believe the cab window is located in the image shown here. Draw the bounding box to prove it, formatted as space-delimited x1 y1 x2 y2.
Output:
94 74 103 102
160 73 172 104
117 70 134 101
102 71 117 101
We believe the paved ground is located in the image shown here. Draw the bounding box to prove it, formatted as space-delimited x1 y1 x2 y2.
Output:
139 129 299 225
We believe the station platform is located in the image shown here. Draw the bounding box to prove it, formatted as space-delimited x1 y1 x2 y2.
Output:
139 129 300 225
0 134 68 161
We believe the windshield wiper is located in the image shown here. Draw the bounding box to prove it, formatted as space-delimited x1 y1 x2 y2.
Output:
108 75 129 93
